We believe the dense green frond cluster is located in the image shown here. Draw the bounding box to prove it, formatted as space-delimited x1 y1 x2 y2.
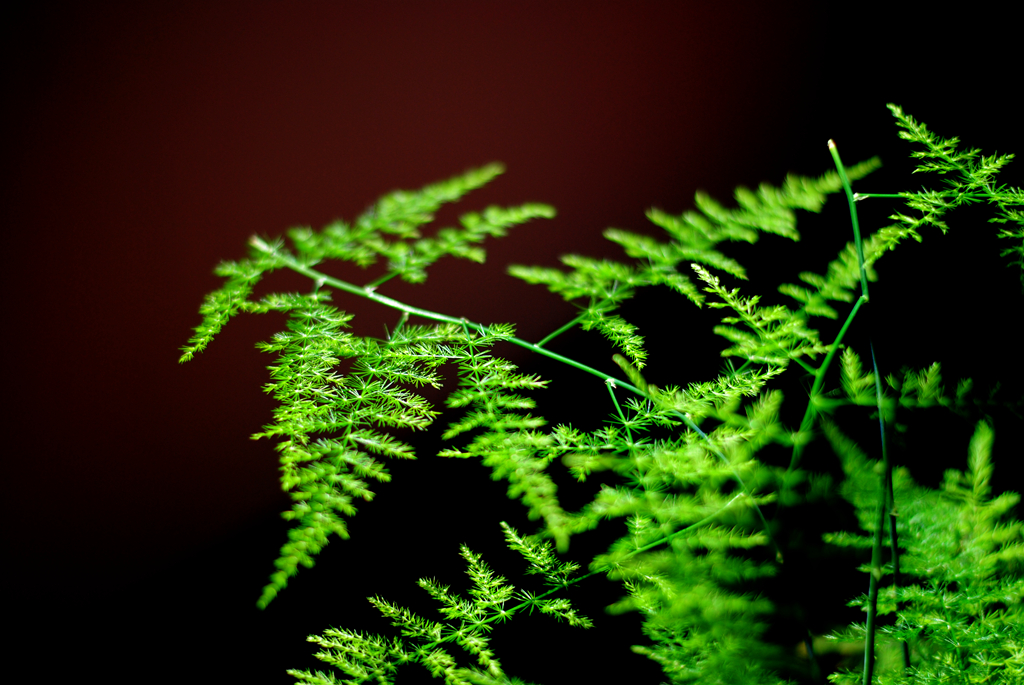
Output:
531 365 796 683
694 264 829 369
438 332 574 551
825 421 1024 685
180 166 556 607
252 308 480 607
601 511 782 685
287 524 591 685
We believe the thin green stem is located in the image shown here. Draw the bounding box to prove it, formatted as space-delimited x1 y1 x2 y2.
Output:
790 142 884 474
364 270 402 290
886 454 911 671
829 140 870 300
854 191 991 201
732 360 754 375
862 340 892 685
863 460 887 685
794 356 818 376
251 236 627 386
854 193 902 201
386 311 409 340
788 294 867 471
535 315 584 348
830 142 903 684
606 379 633 444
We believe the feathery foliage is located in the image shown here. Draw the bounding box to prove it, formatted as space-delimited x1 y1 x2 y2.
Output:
823 417 1024 684
287 523 591 685
181 165 557 607
183 106 1022 682
866 105 1024 284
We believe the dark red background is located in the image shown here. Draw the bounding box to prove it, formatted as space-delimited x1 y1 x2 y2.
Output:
5 3 1021 683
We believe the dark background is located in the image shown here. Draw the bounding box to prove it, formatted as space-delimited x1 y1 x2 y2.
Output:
4 2 1021 683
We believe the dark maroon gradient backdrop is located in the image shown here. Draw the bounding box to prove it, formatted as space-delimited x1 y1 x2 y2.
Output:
4 3 1020 683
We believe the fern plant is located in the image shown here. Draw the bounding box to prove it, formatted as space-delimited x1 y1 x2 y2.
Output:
181 104 1023 684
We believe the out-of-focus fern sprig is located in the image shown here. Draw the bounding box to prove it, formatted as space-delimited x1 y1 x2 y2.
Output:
858 104 1024 286
823 417 1024 685
510 157 881 371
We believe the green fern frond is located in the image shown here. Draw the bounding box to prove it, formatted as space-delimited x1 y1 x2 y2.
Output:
839 346 876 406
500 521 582 590
567 377 787 685
779 231 884 319
255 300 471 607
508 255 645 303
287 164 554 283
887 362 970 414
648 158 880 257
180 167 555 608
290 525 590 684
884 104 1024 279
178 254 280 362
693 263 828 368
442 426 568 550
602 226 727 300
827 419 1024 684
645 367 784 426
288 628 407 684
580 306 648 369
512 160 881 318
602 513 781 685
437 342 577 549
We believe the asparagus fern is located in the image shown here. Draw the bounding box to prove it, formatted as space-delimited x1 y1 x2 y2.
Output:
182 105 1023 683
